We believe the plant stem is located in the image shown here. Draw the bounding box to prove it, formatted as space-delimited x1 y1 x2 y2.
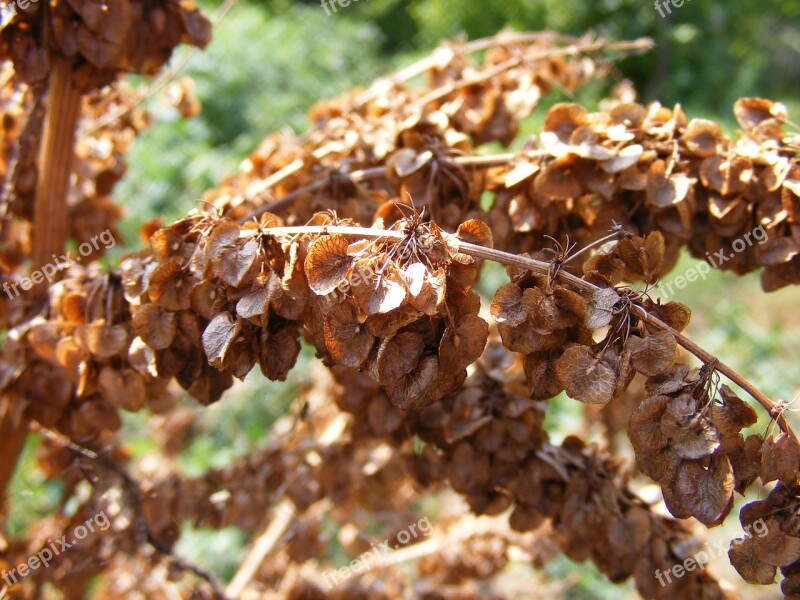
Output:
351 31 581 109
237 35 654 221
35 425 231 599
240 153 519 221
33 57 82 268
354 34 652 109
417 38 653 107
226 499 295 598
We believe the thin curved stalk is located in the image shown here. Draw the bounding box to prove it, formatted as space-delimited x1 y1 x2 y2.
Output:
417 38 653 106
351 31 582 108
354 34 652 109
239 153 519 222
237 35 653 221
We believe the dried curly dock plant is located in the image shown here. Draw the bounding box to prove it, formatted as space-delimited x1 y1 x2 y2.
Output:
1 18 800 599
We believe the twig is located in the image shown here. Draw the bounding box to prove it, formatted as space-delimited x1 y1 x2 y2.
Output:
239 153 518 222
237 35 653 221
225 406 347 595
243 158 305 201
351 32 651 109
350 31 581 108
416 37 653 107
323 512 517 585
225 499 296 597
562 226 622 265
33 425 231 599
452 238 797 440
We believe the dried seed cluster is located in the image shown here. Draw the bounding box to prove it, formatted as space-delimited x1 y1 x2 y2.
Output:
317 345 732 599
730 482 800 593
486 98 800 290
0 0 210 89
14 348 732 599
304 217 493 407
209 33 614 230
491 239 693 406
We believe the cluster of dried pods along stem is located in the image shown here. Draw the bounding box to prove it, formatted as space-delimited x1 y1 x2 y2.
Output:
1 24 800 600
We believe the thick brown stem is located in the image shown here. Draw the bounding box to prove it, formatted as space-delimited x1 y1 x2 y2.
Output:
32 58 82 268
0 397 28 518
